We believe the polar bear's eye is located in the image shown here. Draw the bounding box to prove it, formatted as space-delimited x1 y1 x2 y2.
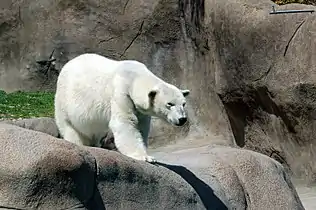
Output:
166 102 175 107
183 103 186 107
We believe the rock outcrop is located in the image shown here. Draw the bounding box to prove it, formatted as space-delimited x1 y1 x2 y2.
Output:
1 0 316 190
0 123 305 209
205 0 316 182
2 117 59 137
0 0 235 149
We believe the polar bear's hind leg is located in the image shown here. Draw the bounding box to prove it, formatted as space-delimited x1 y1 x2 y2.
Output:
63 122 91 146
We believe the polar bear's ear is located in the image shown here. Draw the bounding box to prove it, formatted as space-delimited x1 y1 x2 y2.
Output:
181 89 190 97
148 90 157 107
148 90 157 100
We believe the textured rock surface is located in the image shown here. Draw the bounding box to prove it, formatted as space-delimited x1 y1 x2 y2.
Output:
2 117 59 137
152 145 305 210
0 123 204 209
86 148 217 210
0 123 96 209
0 0 235 148
0 123 305 209
0 0 316 202
204 0 316 182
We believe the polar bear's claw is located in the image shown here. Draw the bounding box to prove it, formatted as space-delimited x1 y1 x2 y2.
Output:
145 155 157 163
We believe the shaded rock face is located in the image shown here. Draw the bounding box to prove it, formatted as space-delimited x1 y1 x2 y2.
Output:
0 0 235 148
153 145 305 210
204 0 316 182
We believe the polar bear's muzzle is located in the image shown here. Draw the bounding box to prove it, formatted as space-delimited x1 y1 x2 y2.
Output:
175 117 187 126
166 105 188 126
167 116 187 127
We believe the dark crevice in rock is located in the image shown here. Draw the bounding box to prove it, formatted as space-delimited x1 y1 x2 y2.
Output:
219 86 297 147
123 0 130 14
99 36 121 44
178 0 209 55
269 150 288 167
84 155 106 210
35 49 60 89
0 205 26 210
179 0 205 31
253 63 273 82
243 190 249 209
119 21 144 58
254 87 296 133
17 6 24 25
283 18 307 56
220 100 249 147
218 87 255 147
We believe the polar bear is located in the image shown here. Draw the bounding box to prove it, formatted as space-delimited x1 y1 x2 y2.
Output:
54 53 190 163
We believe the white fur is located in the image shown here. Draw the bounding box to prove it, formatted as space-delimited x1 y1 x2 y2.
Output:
54 53 190 162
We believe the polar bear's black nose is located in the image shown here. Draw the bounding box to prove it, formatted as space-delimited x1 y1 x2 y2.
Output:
177 117 187 126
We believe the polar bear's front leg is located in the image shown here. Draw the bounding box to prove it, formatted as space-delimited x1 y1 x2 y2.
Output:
136 113 156 163
109 98 156 163
109 118 156 162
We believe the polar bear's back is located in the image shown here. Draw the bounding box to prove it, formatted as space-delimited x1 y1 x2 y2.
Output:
60 53 119 81
56 53 152 103
56 53 119 106
55 53 121 139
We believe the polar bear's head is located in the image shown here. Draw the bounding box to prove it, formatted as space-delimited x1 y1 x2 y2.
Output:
147 84 190 126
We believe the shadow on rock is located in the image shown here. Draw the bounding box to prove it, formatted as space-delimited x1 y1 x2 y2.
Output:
85 186 106 210
155 162 228 210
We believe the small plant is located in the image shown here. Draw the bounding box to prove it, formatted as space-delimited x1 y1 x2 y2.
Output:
0 90 55 119
272 0 316 5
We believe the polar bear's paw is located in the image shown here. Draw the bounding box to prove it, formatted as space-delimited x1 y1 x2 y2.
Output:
125 152 157 163
145 155 157 163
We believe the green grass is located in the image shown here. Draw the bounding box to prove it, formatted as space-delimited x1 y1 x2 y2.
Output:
0 90 55 119
272 0 316 5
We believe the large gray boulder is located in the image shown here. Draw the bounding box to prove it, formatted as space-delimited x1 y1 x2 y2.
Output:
0 123 304 209
0 123 96 209
153 145 305 209
205 0 316 182
2 117 59 137
0 123 214 209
